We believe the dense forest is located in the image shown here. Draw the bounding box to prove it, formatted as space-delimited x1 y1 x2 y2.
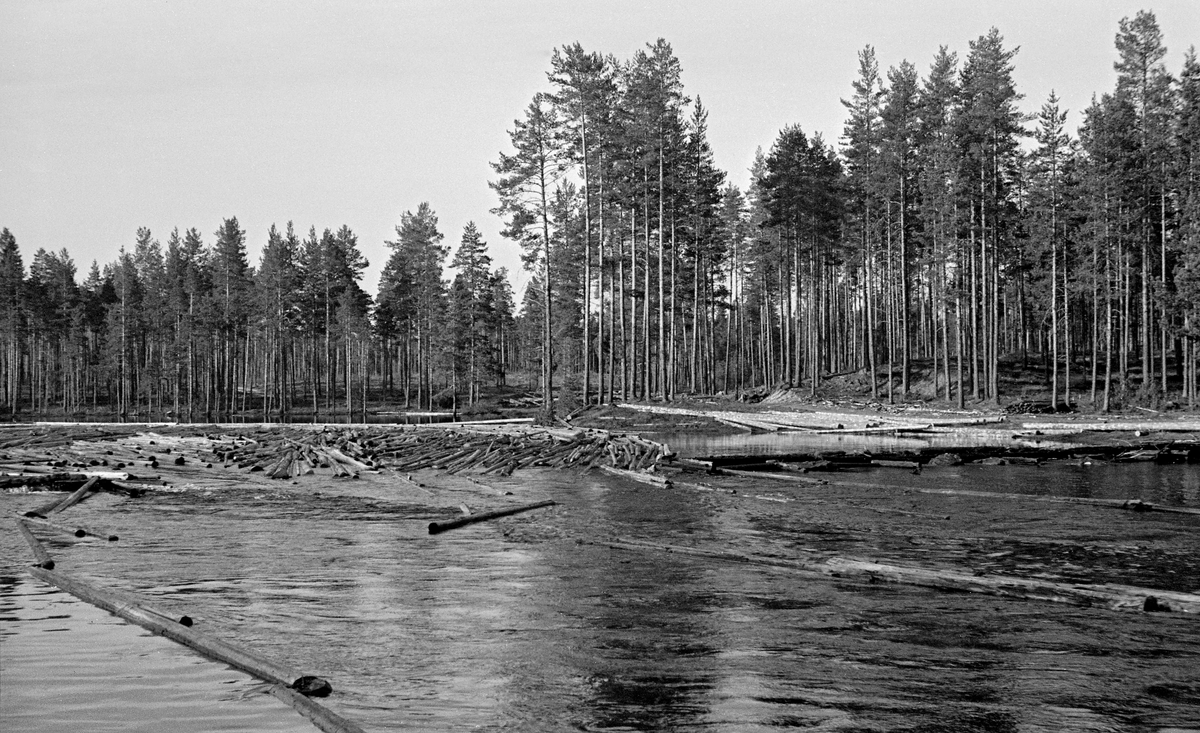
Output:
3 10 1199 421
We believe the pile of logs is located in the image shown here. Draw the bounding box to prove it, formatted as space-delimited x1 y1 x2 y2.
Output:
0 423 671 483
374 428 666 476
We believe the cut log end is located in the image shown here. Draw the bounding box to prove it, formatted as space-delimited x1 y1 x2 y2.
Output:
1144 595 1171 613
291 675 333 698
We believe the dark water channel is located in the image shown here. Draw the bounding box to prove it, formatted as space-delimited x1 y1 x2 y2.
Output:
3 443 1200 731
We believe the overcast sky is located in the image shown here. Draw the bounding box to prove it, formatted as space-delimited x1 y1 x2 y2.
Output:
3 0 1198 296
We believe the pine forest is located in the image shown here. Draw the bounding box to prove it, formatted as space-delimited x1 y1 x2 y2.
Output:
5 10 1200 422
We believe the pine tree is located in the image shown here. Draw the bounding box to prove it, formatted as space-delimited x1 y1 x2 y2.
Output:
1114 10 1175 393
491 93 569 418
625 40 689 400
841 46 885 397
0 229 26 414
682 97 726 395
1172 48 1200 402
1028 92 1072 407
917 47 961 404
549 43 619 405
255 223 301 418
957 28 1025 402
881 60 921 397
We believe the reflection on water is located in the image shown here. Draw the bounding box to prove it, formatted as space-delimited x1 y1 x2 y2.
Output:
2 461 1198 732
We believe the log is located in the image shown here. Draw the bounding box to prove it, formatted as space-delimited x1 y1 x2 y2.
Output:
713 417 755 433
770 459 839 473
104 480 150 497
25 567 363 732
450 417 535 425
672 457 714 472
927 415 1007 426
1112 449 1160 462
717 467 827 485
428 499 556 534
871 459 921 469
1024 421 1200 432
25 492 76 518
901 486 1200 516
818 556 1200 613
269 684 368 733
324 446 372 471
15 519 55 568
597 465 671 487
20 514 120 541
597 538 1200 613
811 423 932 435
0 471 89 488
44 476 102 515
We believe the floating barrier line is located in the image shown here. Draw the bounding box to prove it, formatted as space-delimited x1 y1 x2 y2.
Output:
594 537 1200 614
15 521 366 733
17 512 119 541
26 565 367 733
15 519 55 568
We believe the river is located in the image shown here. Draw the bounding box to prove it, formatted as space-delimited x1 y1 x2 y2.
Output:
2 433 1199 731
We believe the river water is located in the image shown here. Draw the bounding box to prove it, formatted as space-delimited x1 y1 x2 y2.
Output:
2 436 1199 731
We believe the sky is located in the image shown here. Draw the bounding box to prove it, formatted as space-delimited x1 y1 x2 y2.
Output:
2 0 1198 297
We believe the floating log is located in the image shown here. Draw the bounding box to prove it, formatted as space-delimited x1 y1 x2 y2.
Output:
20 514 120 541
902 486 1200 516
104 479 150 497
769 459 836 473
269 684 368 733
79 471 138 480
26 567 363 732
428 499 556 534
597 464 671 487
670 457 714 471
15 519 55 568
871 459 921 469
1113 449 1161 462
811 423 933 435
1024 421 1200 433
717 467 828 485
597 538 1200 614
819 556 1200 613
927 415 1008 427
25 493 77 518
44 476 102 515
0 472 89 490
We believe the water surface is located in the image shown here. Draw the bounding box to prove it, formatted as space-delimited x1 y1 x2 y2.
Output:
3 455 1198 731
